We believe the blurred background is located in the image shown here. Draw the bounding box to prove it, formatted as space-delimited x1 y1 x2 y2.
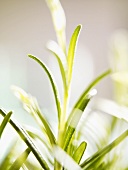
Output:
0 0 128 117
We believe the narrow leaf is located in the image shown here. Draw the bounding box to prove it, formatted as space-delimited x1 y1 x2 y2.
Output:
0 109 50 170
47 40 67 93
0 111 12 138
9 148 31 170
73 141 87 164
67 25 82 86
81 130 128 169
67 69 111 124
28 54 62 124
67 89 97 129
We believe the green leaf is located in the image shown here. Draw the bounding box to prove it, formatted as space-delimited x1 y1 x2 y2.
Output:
0 111 12 138
75 69 111 109
63 90 96 152
28 54 62 124
47 40 68 93
45 0 66 54
9 148 31 170
67 69 111 124
12 85 56 146
0 109 50 170
67 25 82 86
73 141 87 164
81 130 128 169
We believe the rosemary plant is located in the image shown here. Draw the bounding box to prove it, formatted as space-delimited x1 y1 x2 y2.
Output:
0 0 128 170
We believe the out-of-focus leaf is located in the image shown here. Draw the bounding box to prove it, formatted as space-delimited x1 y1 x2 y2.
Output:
9 148 31 170
67 25 82 87
53 145 82 170
28 54 62 124
93 97 128 122
110 30 128 106
0 111 12 138
12 85 56 146
0 140 18 169
45 0 66 54
81 130 128 169
0 109 50 170
73 141 87 164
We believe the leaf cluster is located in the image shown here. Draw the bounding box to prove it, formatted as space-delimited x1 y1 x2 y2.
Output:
0 0 128 170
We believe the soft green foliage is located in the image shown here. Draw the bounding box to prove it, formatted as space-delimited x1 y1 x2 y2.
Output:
0 0 128 170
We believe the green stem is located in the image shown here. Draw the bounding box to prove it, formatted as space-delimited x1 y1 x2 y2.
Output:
55 90 68 170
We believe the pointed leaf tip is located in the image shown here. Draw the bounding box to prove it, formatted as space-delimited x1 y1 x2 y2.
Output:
67 24 82 86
